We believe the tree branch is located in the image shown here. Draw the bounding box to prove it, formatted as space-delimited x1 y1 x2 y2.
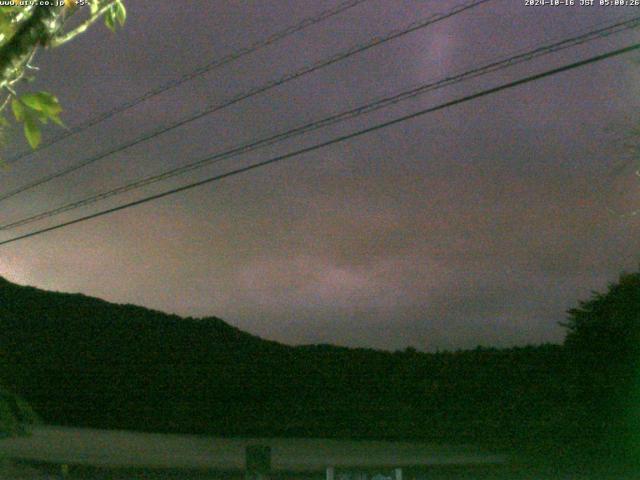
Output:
50 1 117 47
0 5 66 89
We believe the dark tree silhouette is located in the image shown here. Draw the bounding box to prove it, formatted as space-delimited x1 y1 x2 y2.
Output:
562 270 640 464
0 345 38 435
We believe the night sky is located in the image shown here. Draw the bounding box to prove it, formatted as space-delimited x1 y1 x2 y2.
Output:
0 0 639 351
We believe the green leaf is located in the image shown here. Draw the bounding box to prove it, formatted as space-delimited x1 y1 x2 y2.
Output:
23 114 41 149
20 92 62 116
104 1 125 32
0 14 12 37
104 7 116 32
15 92 64 129
11 98 24 122
115 1 126 26
49 114 66 128
35 111 48 125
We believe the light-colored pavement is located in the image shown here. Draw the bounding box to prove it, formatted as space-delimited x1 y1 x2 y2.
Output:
0 426 507 471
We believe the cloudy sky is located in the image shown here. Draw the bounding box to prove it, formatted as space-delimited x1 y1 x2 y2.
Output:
0 0 639 351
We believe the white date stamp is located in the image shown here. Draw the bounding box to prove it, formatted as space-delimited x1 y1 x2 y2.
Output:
0 0 84 6
525 0 640 5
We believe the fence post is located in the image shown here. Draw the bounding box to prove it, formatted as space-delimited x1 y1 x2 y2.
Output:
326 466 335 480
394 467 403 480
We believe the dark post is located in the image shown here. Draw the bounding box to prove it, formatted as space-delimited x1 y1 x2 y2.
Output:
245 445 271 480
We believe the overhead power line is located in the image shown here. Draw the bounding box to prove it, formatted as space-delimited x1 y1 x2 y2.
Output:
1 41 638 247
2 14 639 231
4 0 370 165
0 0 492 204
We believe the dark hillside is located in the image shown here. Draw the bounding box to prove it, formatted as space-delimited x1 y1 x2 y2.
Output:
0 276 566 446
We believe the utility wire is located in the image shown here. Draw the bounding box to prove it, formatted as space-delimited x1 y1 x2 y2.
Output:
4 0 370 165
1 41 638 247
2 14 639 231
0 0 492 203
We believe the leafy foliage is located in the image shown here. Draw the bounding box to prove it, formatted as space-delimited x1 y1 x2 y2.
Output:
0 326 39 436
11 92 63 148
0 1 126 151
104 0 126 33
0 0 125 434
562 271 640 464
0 386 39 436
